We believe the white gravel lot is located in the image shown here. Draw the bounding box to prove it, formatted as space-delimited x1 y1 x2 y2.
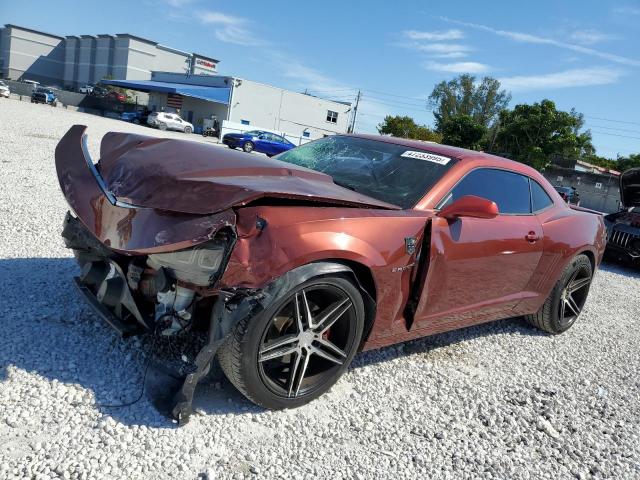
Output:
1 99 639 479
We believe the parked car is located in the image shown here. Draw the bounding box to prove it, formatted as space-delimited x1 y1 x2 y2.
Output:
0 81 10 98
120 109 149 125
55 127 606 423
604 168 640 265
79 84 94 94
90 86 109 97
105 91 126 103
555 186 580 205
222 130 295 156
147 111 193 133
31 87 58 106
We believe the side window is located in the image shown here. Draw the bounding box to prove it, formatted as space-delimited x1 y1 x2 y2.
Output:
440 168 531 214
326 110 338 123
531 179 554 212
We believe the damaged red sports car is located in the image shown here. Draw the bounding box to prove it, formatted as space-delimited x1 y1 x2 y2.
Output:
56 125 606 422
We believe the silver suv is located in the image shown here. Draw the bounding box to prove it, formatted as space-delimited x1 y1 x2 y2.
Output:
147 112 194 133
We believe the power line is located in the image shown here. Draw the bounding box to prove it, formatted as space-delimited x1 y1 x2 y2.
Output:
585 124 640 135
586 116 640 126
363 88 430 102
591 130 640 140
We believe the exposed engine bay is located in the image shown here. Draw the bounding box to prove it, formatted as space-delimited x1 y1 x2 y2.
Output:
63 211 235 338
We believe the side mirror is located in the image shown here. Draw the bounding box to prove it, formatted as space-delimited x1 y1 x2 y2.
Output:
437 195 499 220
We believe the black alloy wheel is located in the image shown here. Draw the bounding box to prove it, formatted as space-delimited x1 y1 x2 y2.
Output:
525 254 593 334
557 262 592 329
218 276 364 409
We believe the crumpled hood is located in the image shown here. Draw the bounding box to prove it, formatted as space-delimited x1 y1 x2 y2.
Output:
620 168 640 208
97 131 399 214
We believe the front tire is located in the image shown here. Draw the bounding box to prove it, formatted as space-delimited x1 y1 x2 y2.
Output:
184 126 193 134
242 141 254 153
158 122 167 131
218 275 364 409
524 254 593 334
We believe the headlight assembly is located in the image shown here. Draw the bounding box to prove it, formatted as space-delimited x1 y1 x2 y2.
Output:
147 237 229 286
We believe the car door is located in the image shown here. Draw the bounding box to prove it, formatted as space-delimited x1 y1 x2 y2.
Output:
169 115 181 131
270 135 288 154
413 168 544 329
254 133 274 154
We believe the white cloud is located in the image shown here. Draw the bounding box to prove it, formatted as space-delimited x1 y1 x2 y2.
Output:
499 67 624 91
424 61 490 73
163 0 196 6
431 51 468 59
403 29 464 41
414 43 472 54
613 6 640 15
569 29 615 46
440 17 640 67
199 10 263 46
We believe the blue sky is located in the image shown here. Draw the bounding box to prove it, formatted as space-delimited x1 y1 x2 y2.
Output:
3 0 639 158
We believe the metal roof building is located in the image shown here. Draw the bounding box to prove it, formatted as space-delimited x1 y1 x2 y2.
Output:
0 24 219 89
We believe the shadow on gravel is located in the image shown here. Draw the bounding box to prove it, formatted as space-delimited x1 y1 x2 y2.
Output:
0 257 254 428
599 258 640 278
2 257 638 427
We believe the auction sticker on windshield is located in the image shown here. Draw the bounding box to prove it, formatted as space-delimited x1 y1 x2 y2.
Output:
401 151 451 165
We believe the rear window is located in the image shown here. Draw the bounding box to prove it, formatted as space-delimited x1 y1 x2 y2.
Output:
531 180 554 212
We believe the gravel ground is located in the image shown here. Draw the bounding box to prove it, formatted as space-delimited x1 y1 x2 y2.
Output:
1 99 639 479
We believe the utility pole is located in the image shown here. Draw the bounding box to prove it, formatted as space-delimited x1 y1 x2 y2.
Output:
348 89 361 133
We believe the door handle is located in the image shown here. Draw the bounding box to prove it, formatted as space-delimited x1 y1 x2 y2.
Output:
525 232 539 243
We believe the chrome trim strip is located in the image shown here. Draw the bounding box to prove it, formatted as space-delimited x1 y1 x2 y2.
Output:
81 133 139 209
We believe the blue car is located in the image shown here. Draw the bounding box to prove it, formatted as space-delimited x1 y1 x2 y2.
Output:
120 110 149 125
222 130 295 156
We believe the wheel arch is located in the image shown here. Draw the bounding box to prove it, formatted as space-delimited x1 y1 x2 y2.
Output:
577 248 596 272
258 260 378 351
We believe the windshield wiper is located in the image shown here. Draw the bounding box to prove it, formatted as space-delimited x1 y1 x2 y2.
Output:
333 180 359 192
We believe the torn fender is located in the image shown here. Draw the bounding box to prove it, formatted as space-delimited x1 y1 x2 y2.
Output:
55 125 236 254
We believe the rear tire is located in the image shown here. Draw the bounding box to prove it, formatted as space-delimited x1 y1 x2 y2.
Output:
218 275 364 409
242 141 254 153
524 254 593 334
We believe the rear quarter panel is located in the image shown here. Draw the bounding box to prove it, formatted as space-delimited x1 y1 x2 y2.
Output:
515 205 606 315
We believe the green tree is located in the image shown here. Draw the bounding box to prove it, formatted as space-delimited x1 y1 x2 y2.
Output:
377 115 442 142
428 74 511 130
616 153 640 172
439 114 487 150
491 99 594 170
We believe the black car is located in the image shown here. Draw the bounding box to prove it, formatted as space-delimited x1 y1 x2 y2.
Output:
555 186 581 205
90 86 109 97
31 87 58 106
604 168 640 265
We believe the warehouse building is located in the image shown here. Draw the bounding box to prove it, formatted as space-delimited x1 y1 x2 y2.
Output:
103 72 352 142
0 24 218 89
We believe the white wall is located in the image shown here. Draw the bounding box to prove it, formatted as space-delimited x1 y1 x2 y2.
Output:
2 26 65 84
228 79 351 140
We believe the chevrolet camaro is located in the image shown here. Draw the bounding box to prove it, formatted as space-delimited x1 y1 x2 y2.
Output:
55 125 606 423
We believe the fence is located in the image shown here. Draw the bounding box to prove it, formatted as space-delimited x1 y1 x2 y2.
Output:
541 166 621 213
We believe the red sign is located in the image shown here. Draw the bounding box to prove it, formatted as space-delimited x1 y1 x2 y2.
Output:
196 58 216 69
